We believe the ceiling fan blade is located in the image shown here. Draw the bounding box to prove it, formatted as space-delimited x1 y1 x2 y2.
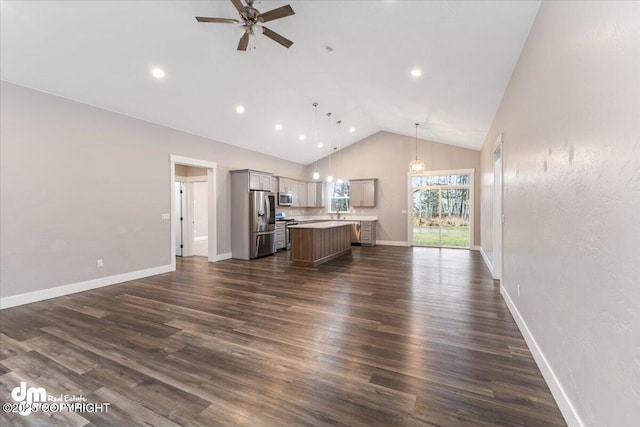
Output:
237 32 250 51
230 0 247 18
262 26 293 48
196 17 240 24
258 4 295 23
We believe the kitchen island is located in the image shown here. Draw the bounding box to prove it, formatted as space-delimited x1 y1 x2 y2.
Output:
288 221 356 266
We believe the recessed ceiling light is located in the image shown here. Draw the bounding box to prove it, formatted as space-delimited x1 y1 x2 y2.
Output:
299 134 306 141
410 68 422 77
349 127 356 133
235 105 245 114
151 68 165 79
317 143 323 148
275 123 283 131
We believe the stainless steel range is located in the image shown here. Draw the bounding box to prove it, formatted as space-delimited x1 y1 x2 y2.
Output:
275 212 298 250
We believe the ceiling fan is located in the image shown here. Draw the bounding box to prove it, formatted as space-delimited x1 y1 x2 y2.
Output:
196 0 295 51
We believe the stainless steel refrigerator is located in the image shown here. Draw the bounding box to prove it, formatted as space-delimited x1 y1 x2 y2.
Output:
249 191 276 258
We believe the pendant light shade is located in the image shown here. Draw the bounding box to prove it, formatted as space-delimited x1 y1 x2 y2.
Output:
409 123 425 174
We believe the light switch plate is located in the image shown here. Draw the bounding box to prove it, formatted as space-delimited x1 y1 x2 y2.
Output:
161 213 170 220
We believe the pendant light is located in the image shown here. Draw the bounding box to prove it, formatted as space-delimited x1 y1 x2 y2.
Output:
409 123 425 174
312 102 320 180
326 112 334 183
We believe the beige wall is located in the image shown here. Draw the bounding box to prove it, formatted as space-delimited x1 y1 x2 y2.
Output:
308 131 481 245
480 2 640 425
174 165 207 178
0 81 306 298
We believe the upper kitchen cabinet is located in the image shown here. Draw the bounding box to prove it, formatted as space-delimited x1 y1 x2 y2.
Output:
350 179 377 207
278 177 294 194
307 182 325 207
249 171 273 191
295 181 307 207
277 177 323 207
233 169 273 192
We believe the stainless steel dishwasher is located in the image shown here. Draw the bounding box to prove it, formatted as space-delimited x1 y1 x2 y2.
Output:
350 221 361 244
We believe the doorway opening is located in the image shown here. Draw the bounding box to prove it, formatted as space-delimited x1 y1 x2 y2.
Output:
170 155 217 271
174 166 209 258
409 169 474 248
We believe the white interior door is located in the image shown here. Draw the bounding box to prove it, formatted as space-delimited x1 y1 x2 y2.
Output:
192 181 209 257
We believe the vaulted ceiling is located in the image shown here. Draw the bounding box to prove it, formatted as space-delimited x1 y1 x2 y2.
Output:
0 1 540 164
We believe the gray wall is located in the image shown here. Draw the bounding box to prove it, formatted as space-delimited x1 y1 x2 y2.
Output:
480 2 640 425
308 131 481 245
0 81 306 298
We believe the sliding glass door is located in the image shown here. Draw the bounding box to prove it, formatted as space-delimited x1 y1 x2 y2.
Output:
411 172 472 248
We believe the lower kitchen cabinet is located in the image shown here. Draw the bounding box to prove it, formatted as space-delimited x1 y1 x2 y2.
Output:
360 221 376 246
275 222 286 250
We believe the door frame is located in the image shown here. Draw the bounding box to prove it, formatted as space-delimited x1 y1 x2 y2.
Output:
170 155 217 271
174 177 208 257
174 181 187 257
407 168 475 248
492 133 504 280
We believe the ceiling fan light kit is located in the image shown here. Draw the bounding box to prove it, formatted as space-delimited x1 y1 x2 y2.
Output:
196 0 295 51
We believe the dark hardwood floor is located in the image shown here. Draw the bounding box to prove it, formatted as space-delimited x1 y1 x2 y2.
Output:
0 247 566 426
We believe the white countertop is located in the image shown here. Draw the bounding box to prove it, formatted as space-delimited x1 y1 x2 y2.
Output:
288 221 359 229
293 215 378 222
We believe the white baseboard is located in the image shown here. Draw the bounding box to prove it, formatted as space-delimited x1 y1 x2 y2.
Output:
194 236 208 242
479 246 494 276
212 252 232 262
376 240 410 247
0 264 173 310
500 285 583 427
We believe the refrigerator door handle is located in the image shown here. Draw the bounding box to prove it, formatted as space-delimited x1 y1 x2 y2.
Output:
265 194 271 225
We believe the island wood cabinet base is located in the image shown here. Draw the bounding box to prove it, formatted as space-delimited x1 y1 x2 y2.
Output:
290 225 352 267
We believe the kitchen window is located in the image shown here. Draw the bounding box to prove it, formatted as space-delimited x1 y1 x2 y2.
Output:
329 182 350 213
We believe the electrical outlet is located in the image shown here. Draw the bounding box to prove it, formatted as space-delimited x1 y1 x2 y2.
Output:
97 259 104 268
517 284 521 296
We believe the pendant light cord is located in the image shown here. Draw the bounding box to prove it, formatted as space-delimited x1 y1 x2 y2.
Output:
327 112 332 180
313 102 319 174
415 123 419 161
